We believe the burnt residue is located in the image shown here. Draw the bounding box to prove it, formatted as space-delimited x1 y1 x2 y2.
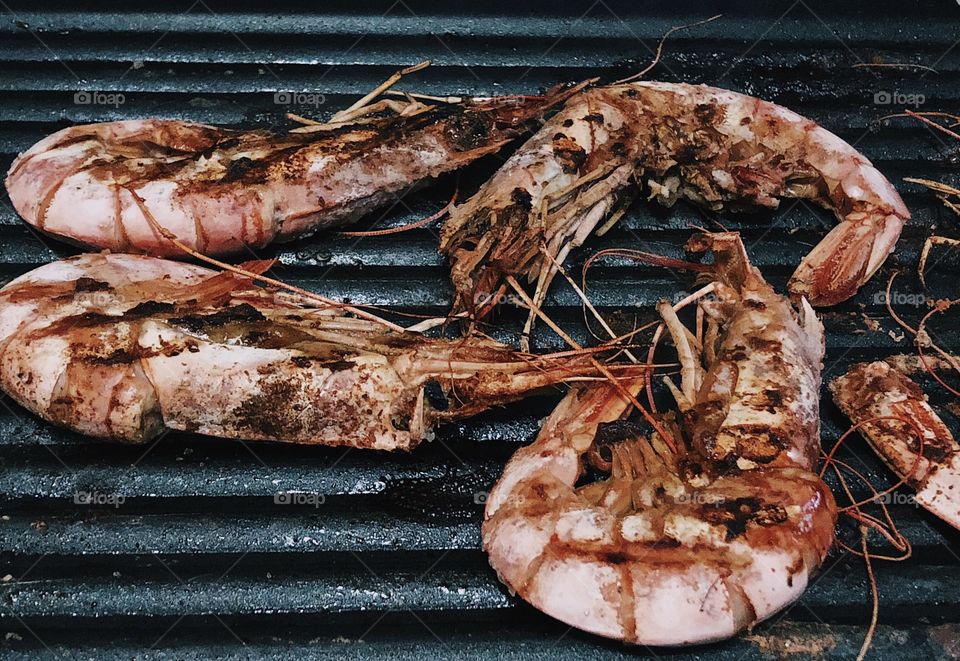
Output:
510 187 533 209
602 551 629 564
73 277 111 293
84 345 150 366
693 102 720 124
746 388 785 414
730 425 788 464
648 538 682 549
25 311 124 339
701 497 788 540
551 133 588 174
221 156 257 183
231 378 306 439
443 108 495 151
126 300 175 316
169 303 266 333
369 333 422 350
747 336 781 352
322 359 357 372
290 356 313 369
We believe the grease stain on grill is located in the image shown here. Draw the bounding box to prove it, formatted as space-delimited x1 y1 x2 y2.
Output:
380 471 489 521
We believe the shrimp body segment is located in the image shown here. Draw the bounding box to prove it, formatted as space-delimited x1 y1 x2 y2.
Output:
482 233 836 645
830 360 960 531
0 253 603 450
442 81 909 315
6 87 578 257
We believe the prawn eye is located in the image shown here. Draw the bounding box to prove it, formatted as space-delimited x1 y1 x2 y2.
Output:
423 379 449 411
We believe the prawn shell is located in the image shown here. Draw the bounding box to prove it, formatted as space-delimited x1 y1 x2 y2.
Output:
482 232 837 646
442 81 909 318
0 253 607 450
6 87 582 257
830 360 960 531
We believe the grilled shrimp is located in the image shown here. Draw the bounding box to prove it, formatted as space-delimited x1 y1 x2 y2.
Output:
482 233 836 645
0 253 610 450
831 360 960 531
5 85 580 257
442 81 909 321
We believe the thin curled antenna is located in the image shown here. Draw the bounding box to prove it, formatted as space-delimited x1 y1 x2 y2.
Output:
613 14 723 84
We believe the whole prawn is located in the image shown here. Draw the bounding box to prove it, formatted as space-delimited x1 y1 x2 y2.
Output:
441 81 909 326
6 82 582 257
482 233 836 645
0 253 616 450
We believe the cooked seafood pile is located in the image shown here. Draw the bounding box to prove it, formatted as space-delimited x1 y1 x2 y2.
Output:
0 70 920 649
482 233 836 645
441 81 908 322
5 85 578 256
0 253 612 450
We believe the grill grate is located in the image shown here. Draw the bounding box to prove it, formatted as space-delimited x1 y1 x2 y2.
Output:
2 2 960 658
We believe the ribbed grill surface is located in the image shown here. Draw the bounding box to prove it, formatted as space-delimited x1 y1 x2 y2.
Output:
1 2 959 659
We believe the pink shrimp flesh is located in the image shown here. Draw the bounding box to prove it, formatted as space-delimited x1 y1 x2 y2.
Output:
831 360 960 531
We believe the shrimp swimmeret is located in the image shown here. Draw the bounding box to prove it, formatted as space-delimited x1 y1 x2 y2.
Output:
482 233 837 645
0 253 618 450
441 81 909 322
5 83 582 257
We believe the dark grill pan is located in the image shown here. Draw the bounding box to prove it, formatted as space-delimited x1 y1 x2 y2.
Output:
2 1 960 658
